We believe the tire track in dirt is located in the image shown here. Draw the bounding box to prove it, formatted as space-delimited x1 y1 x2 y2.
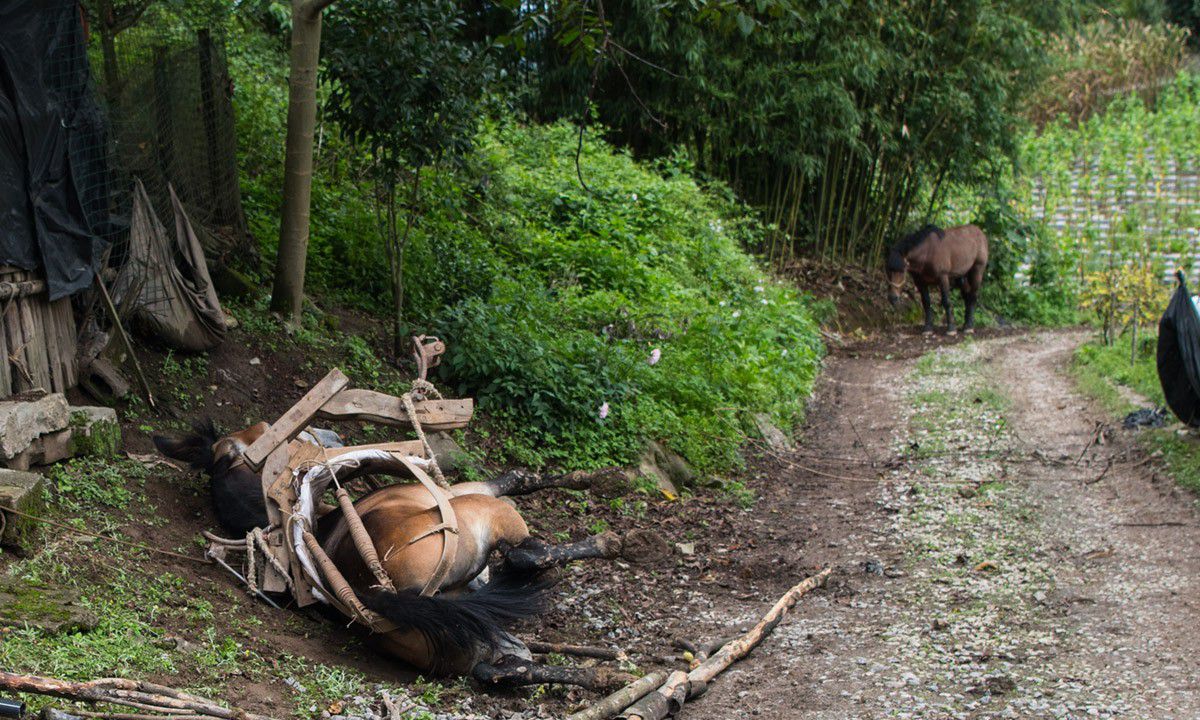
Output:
677 344 915 719
992 331 1200 718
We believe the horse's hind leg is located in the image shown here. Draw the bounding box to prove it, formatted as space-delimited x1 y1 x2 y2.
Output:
499 533 623 571
474 655 634 690
938 275 956 335
484 468 607 498
962 263 985 333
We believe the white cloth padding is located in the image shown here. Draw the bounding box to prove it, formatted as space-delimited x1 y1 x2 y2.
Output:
289 449 427 604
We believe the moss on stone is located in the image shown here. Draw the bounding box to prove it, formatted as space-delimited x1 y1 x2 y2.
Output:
69 410 121 458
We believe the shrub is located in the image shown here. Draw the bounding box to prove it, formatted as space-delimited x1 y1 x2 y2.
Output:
1027 19 1190 126
425 121 824 472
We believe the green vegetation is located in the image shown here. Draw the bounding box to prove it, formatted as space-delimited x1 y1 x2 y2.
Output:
514 0 1068 266
1072 332 1164 410
1071 332 1200 495
47 457 148 514
1019 71 1200 305
1026 18 1190 125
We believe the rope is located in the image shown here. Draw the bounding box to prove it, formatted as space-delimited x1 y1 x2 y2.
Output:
0 503 210 565
402 379 450 489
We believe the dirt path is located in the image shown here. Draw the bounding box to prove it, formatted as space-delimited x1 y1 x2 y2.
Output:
11 328 1198 719
678 330 1200 719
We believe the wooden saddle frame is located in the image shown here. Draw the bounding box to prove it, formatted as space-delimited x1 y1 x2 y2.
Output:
205 337 474 633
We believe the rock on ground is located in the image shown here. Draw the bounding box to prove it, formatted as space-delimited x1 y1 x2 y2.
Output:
0 394 69 459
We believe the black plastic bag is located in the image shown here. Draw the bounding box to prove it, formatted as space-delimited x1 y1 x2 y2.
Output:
1157 271 1200 426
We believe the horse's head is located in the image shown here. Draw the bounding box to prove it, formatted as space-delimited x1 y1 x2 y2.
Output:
154 420 270 534
153 419 268 471
885 224 943 307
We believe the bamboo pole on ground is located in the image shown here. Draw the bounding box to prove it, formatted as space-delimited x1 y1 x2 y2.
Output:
619 568 832 720
0 672 276 720
565 671 667 720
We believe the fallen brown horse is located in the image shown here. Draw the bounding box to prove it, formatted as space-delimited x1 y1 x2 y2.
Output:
155 421 631 688
886 223 989 335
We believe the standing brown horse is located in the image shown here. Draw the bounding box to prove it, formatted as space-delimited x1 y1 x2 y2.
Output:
886 224 989 335
155 421 628 688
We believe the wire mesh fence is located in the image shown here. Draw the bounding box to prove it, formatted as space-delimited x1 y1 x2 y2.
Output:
91 12 250 266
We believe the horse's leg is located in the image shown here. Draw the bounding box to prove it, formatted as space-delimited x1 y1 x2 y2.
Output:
918 282 934 335
483 468 596 497
963 262 985 334
938 275 956 335
499 533 623 571
474 655 635 690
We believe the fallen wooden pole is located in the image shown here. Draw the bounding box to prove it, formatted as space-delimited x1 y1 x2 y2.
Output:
527 640 625 661
0 671 276 720
565 671 667 720
620 568 832 720
620 671 688 720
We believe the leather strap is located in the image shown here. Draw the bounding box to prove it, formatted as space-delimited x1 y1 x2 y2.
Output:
398 456 460 597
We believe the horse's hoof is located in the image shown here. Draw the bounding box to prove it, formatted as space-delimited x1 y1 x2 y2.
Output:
922 329 934 337
946 329 957 337
964 328 975 335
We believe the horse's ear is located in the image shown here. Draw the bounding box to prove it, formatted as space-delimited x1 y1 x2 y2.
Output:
153 433 213 470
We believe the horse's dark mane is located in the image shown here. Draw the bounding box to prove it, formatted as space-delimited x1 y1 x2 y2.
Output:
887 224 945 272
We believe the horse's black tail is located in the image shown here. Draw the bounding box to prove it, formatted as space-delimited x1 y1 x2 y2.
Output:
356 565 555 671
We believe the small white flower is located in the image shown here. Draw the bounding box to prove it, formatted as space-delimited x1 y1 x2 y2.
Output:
754 285 764 293
761 298 769 305
598 402 610 420
631 193 638 201
648 348 661 366
719 300 727 307
782 349 789 357
732 310 741 318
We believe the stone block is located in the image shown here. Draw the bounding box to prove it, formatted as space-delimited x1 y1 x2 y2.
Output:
0 468 46 548
69 406 121 458
0 394 69 459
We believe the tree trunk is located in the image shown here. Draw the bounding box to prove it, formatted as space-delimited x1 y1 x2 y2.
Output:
96 0 120 103
270 0 325 323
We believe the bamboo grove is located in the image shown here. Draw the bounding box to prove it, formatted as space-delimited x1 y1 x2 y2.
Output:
500 0 1070 266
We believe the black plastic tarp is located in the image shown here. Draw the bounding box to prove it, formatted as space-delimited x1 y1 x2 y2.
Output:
1157 271 1200 426
0 0 118 300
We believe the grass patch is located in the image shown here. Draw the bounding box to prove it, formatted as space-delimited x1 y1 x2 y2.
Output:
1071 332 1162 411
1071 330 1200 496
1145 431 1200 495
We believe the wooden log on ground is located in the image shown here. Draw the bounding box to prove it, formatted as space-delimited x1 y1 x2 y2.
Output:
618 671 688 720
0 671 277 720
673 635 734 664
687 568 831 687
566 671 667 720
620 568 832 720
527 640 625 661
